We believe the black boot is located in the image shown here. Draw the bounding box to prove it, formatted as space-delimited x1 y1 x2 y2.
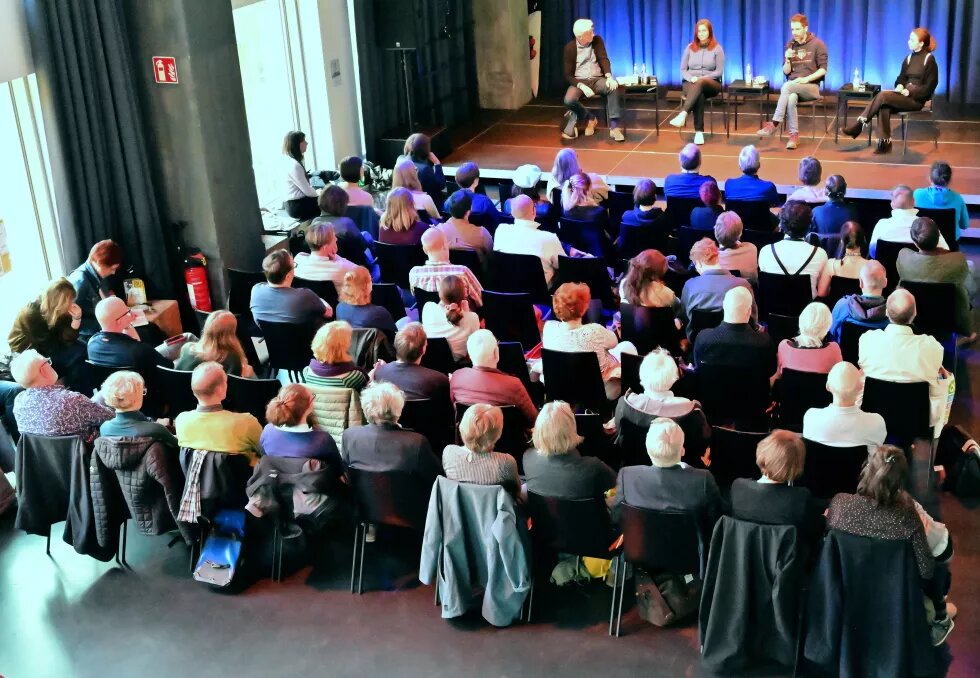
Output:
841 118 865 139
873 138 892 154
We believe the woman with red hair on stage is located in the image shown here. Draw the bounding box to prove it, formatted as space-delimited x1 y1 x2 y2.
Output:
669 19 725 146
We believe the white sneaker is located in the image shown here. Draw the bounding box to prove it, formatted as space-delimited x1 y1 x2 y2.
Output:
694 132 705 145
669 111 687 128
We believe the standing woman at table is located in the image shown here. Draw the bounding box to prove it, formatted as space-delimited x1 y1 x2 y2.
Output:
669 19 725 146
840 28 939 154
282 130 320 220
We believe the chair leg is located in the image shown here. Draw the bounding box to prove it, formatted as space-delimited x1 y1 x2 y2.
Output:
615 553 627 637
526 577 535 623
356 522 367 595
434 547 442 606
272 523 280 583
902 115 909 157
120 521 129 568
349 523 361 593
46 530 51 557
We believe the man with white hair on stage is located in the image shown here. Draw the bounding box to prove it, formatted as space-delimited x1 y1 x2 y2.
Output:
561 18 625 142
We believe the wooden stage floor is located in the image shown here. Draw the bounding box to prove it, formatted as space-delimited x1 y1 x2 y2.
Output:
442 97 980 203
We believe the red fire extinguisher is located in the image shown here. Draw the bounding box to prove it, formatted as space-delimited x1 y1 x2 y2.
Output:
183 249 212 312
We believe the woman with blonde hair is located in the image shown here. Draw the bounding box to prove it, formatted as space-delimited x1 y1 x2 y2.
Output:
379 187 429 245
561 171 607 223
335 266 396 340
392 158 440 220
546 148 608 203
775 301 842 377
176 310 254 377
523 401 615 499
303 320 368 391
259 382 342 465
8 278 87 386
420 274 480 361
442 403 521 496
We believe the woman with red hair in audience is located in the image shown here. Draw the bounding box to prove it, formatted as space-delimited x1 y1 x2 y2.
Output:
689 180 724 230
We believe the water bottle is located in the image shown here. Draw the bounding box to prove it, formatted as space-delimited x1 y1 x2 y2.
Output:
852 68 860 90
745 62 752 84
633 63 638 84
640 62 647 83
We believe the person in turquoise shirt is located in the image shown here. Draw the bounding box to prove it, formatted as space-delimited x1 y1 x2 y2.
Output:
914 161 969 241
99 370 177 446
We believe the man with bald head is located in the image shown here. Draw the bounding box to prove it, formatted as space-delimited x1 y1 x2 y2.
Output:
664 143 716 200
174 362 261 459
803 362 887 448
693 286 775 376
408 228 483 306
493 194 565 285
869 184 949 256
830 260 890 341
87 297 173 378
859 289 947 429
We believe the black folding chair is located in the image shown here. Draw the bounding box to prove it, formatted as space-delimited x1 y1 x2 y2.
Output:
345 205 381 240
827 276 861 308
224 374 282 426
619 352 643 397
708 426 766 487
155 366 197 418
348 469 431 594
605 190 635 233
740 229 782 250
689 309 723 346
497 342 534 393
256 320 317 382
541 349 607 414
227 269 265 318
488 251 551 304
448 248 486 284
617 222 671 260
766 313 799 345
839 321 874 364
902 281 958 343
558 217 609 259
293 278 339 310
778 369 831 432
675 227 716 265
800 439 869 499
412 287 440 311
696 363 770 429
375 242 426 290
862 377 932 447
14 433 85 556
576 412 614 465
665 196 705 229
483 291 541 351
873 240 914 294
370 283 407 321
620 304 680 356
757 272 811 321
419 336 458 375
556 256 615 310
453 403 529 472
725 200 777 232
916 207 958 252
399 397 453 455
84 360 135 393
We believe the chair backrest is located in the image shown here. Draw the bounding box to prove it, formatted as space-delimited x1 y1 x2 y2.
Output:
556 256 615 309
448 248 486 283
708 426 766 487
194 309 211 335
915 208 957 252
619 352 643 396
497 341 534 393
725 200 776 232
224 374 282 426
488 251 550 303
665 196 705 229
419 336 457 375
84 360 136 396
375 242 426 290
605 190 635 231
482 291 541 351
413 287 441 310
675 227 716 265
227 269 265 317
453 403 529 472
347 468 430 531
14 433 84 534
873 240 914 293
575 412 612 461
621 504 706 578
156 366 197 418
370 283 407 321
689 309 723 345
827 275 861 308
862 377 932 445
617 222 670 260
901 281 957 341
558 217 608 259
809 232 842 257
256 320 316 373
739 229 782 250
540 349 606 413
696 363 770 428
779 369 831 431
839 321 873 364
399 398 453 455
766 313 800 345
345 205 381 240
293 277 339 310
800 439 869 499
526 491 615 559
620 304 680 356
758 272 812 320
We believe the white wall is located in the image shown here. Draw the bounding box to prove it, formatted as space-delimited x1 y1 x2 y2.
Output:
0 0 33 83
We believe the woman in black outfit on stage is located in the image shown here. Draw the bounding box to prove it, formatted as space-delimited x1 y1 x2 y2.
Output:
841 28 939 154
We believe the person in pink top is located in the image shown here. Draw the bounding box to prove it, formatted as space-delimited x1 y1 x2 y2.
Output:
775 302 842 380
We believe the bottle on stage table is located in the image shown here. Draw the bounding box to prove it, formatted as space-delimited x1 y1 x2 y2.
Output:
853 68 861 90
745 63 752 84
640 62 647 83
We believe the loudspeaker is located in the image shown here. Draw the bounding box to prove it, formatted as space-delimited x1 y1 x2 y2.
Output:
375 0 420 49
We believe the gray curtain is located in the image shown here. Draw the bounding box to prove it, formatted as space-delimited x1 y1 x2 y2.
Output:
23 0 174 297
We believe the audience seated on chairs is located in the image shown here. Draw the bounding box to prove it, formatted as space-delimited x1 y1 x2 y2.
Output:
614 351 710 459
914 160 969 242
309 186 374 268
502 163 553 221
723 145 779 204
897 216 975 338
435 189 493 266
786 156 827 203
250 250 333 325
803 361 886 449
450 330 538 427
830 260 889 341
816 221 869 298
689 180 724 231
8 277 88 389
619 249 679 312
393 157 440 221
67 239 124 339
730 430 821 536
442 162 505 228
494 194 564 286
543 283 635 400
664 143 715 199
523 401 615 499
400 132 446 207
619 178 664 228
442 403 521 497
826 445 955 646
858 289 947 431
561 171 608 228
869 184 948 256
714 211 758 285
303 321 369 392
546 148 609 204
175 310 254 377
409 229 483 307
680 238 756 338
174 362 262 461
294 221 358 285
379 187 429 245
10 349 112 441
259 383 341 467
373 322 450 404
88 297 174 373
342 381 441 487
694 287 775 374
811 175 857 234
335 266 397 342
758 201 828 298
775 302 842 378
610 418 722 528
337 155 375 208
99 370 177 446
420 275 480 362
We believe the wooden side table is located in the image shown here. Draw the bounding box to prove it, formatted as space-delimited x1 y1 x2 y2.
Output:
725 80 770 139
143 299 183 339
834 83 881 145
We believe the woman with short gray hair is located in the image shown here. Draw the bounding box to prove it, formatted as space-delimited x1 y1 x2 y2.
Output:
99 370 177 445
787 156 827 203
442 404 520 496
723 145 779 205
714 211 758 284
775 302 842 378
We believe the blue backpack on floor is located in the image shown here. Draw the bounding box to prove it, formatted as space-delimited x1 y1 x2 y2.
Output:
193 509 247 588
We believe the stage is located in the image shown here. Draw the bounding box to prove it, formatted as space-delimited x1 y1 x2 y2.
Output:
442 95 980 205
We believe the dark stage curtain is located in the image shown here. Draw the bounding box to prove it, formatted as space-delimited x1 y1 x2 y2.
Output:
540 0 980 105
23 0 174 297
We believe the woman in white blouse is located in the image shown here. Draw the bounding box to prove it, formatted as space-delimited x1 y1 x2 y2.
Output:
282 130 320 220
420 275 480 361
392 158 440 221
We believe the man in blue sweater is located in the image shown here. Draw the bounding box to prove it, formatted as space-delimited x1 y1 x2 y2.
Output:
443 162 505 229
664 144 716 199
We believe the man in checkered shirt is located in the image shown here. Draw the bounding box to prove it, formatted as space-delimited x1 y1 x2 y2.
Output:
408 229 483 307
